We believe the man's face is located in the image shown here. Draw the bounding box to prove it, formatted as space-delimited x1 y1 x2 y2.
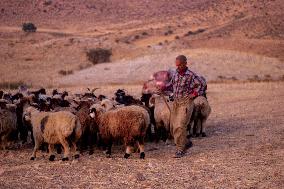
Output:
175 59 187 71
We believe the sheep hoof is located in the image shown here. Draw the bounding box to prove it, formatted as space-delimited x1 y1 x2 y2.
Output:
56 148 62 154
195 133 200 137
124 153 130 159
106 154 111 158
191 134 196 138
30 157 35 160
74 154 80 159
185 141 193 149
62 157 69 161
140 152 145 159
49 155 55 161
201 132 207 137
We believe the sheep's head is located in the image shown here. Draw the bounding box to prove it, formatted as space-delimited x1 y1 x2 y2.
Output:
23 107 32 121
89 104 105 118
89 108 96 118
23 106 38 121
101 99 115 111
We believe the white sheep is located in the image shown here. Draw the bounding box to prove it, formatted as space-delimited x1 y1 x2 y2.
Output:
188 96 211 137
149 94 173 142
24 106 82 161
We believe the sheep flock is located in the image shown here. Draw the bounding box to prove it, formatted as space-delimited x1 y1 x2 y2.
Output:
0 86 211 161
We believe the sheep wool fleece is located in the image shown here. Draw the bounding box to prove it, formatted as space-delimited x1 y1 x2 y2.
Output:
170 96 194 151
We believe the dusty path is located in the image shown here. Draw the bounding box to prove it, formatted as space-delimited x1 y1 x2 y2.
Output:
0 82 283 188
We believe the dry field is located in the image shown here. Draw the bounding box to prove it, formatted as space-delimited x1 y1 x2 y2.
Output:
0 82 283 189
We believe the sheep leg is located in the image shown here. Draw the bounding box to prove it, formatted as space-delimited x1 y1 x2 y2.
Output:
155 122 163 142
71 141 80 159
105 139 113 158
201 118 207 137
19 123 28 144
55 144 62 154
48 144 55 161
124 145 133 159
79 132 88 152
196 119 202 137
161 127 169 142
60 138 70 161
192 118 198 137
137 137 145 159
30 142 40 160
88 132 96 155
145 123 155 142
1 135 7 150
187 121 193 138
31 131 35 145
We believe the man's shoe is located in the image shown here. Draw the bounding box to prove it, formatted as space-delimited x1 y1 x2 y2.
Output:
173 150 185 158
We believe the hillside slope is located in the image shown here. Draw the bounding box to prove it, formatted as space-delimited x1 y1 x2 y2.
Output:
0 0 283 87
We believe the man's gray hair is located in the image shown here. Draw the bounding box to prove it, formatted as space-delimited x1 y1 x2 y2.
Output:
176 55 187 63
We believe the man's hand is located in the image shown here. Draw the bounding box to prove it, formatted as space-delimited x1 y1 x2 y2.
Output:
192 91 198 97
189 91 198 99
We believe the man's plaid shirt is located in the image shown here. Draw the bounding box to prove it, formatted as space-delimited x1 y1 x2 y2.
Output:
168 68 207 99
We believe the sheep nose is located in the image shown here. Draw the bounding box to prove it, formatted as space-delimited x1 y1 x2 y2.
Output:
89 112 95 118
24 114 29 120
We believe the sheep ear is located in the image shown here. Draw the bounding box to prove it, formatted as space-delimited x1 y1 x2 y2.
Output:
149 96 155 107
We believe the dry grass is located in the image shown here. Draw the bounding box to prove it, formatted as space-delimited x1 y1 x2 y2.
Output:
0 82 283 188
86 48 112 65
0 81 29 90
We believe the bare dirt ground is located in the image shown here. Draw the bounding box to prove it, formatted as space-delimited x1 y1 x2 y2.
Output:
0 82 283 189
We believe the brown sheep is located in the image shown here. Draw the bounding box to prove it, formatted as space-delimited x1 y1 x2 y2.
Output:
75 100 97 154
89 104 150 159
24 107 82 161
